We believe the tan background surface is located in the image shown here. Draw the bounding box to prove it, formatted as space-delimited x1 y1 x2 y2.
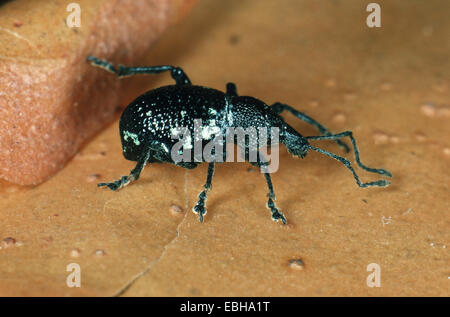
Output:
0 0 448 296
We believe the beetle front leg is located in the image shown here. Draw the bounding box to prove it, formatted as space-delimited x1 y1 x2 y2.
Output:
245 148 287 224
193 162 215 222
98 149 151 191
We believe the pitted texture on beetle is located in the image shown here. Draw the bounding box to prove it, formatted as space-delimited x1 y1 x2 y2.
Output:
119 85 228 161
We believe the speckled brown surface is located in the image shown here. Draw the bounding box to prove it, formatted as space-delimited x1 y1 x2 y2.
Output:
0 0 448 296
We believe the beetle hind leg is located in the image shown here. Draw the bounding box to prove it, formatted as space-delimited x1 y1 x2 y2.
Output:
193 162 215 222
87 56 191 85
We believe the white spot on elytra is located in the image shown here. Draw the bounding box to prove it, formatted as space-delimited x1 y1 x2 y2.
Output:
123 131 140 146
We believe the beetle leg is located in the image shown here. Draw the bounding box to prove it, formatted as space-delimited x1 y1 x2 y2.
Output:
226 82 238 97
270 102 350 152
263 170 287 224
242 147 287 224
87 56 191 85
98 149 151 191
193 162 215 222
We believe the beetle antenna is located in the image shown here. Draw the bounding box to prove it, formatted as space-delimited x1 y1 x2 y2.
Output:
307 144 391 188
306 131 392 177
271 102 350 152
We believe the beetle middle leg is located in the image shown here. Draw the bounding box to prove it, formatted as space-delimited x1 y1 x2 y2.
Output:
98 149 151 191
270 102 350 152
87 56 191 85
193 162 215 222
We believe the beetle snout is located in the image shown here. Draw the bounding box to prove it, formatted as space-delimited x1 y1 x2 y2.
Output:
283 126 310 158
287 139 309 158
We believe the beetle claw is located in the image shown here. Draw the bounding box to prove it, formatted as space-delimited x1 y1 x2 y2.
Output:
193 204 207 222
97 176 130 191
271 210 287 225
98 182 120 191
267 197 287 225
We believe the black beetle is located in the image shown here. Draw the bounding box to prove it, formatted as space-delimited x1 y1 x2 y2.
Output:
87 56 392 224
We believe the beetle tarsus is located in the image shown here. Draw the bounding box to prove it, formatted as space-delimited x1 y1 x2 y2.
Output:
267 197 287 225
262 170 288 225
98 175 130 191
193 203 207 222
193 193 207 222
192 162 215 223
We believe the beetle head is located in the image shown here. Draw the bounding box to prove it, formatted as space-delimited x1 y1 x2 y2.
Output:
282 125 310 158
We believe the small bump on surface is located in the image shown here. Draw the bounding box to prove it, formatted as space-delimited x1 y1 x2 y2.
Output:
373 131 389 145
87 174 101 182
332 112 347 124
70 248 81 258
13 20 23 27
2 237 17 248
443 148 450 157
288 259 305 271
421 103 450 118
373 131 399 145
421 103 437 117
95 249 106 256
415 132 427 142
170 204 183 215
324 78 336 88
308 100 319 107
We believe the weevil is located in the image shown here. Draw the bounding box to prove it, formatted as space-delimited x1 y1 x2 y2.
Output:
87 56 392 224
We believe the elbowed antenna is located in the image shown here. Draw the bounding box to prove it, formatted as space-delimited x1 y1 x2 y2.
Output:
305 130 392 188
